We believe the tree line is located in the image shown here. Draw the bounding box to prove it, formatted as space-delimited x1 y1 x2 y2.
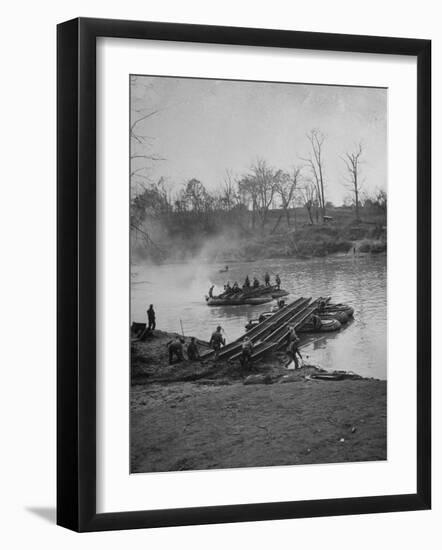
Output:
130 127 387 254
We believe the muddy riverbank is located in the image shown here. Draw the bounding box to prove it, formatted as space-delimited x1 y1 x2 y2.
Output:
131 331 387 473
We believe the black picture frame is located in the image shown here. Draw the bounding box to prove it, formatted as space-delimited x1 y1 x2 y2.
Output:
57 17 431 532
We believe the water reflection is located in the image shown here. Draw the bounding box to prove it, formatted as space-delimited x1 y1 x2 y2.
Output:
131 254 386 379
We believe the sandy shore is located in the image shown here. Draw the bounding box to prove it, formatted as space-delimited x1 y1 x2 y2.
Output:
131 331 386 473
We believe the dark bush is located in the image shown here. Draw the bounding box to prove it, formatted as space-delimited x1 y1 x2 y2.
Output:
358 242 371 253
370 242 387 253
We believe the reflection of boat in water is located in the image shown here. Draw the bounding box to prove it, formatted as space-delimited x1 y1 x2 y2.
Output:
272 289 290 299
206 285 289 307
207 295 274 306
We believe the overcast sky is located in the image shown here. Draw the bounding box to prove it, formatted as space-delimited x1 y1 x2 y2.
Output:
130 76 387 205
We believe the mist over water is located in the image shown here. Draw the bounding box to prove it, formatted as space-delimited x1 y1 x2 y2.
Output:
131 254 386 380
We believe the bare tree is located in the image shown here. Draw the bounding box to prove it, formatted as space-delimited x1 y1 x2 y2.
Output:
238 175 258 230
129 77 171 258
130 178 169 258
300 129 327 221
341 143 364 222
130 76 165 195
275 166 302 229
301 181 318 225
220 170 238 211
238 159 278 233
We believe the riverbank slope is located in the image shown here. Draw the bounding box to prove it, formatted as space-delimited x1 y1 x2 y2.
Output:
131 331 386 473
133 206 387 263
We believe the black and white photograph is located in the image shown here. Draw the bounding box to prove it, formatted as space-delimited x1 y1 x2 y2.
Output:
130 75 387 473
0 0 435 542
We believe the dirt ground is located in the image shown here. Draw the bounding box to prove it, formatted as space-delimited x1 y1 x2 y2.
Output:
130 331 387 473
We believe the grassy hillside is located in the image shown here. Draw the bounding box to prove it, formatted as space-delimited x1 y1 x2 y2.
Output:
131 205 387 262
218 206 387 261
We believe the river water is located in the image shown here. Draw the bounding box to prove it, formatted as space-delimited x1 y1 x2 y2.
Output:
131 254 387 380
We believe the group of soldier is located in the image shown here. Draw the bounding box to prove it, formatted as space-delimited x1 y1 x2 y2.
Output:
167 323 302 369
167 335 200 364
146 271 304 370
166 326 225 365
148 310 253 367
159 320 301 371
216 272 281 296
168 325 254 368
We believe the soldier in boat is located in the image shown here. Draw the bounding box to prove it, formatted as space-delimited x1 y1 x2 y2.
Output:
264 272 270 287
253 277 260 288
312 314 322 331
187 337 200 361
208 285 215 298
209 326 226 360
275 274 281 290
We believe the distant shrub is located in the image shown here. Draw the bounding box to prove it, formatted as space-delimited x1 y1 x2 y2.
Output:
358 241 372 253
329 240 352 253
370 241 387 254
294 238 352 257
344 225 371 240
358 240 387 254
243 242 265 257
